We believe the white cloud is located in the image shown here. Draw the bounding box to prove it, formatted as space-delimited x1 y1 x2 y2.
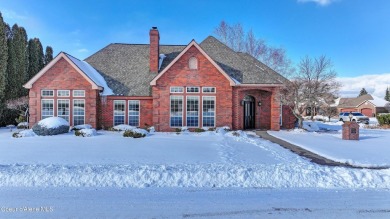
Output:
1 9 27 21
297 0 337 6
77 48 89 53
337 73 390 98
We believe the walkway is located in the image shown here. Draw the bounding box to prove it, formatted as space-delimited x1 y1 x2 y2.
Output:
255 131 385 169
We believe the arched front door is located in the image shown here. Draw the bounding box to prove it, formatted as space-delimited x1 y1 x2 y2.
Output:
243 95 255 129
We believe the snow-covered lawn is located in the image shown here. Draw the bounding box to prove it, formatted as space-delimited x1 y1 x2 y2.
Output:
1 126 390 218
269 121 390 168
1 127 389 188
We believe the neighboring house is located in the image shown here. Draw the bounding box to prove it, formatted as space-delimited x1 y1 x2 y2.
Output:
24 27 295 131
337 94 390 117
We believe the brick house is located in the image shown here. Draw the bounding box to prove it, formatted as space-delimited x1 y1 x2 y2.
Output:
337 94 390 117
24 27 295 131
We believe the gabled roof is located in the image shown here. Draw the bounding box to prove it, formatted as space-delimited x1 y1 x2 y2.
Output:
150 40 236 86
199 36 286 85
86 44 185 96
24 52 113 95
85 36 288 96
338 94 390 108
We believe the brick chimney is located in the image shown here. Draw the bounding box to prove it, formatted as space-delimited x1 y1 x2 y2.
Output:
149 27 160 73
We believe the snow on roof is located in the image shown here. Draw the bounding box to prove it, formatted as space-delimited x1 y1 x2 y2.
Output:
65 53 114 96
368 95 390 107
158 54 166 71
330 97 341 107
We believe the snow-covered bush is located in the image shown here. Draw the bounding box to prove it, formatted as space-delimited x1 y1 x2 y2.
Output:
75 128 97 137
32 117 70 136
71 124 92 131
123 130 146 138
12 129 36 138
194 128 205 132
111 124 137 131
17 122 28 129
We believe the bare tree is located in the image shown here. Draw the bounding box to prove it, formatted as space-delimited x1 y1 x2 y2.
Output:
214 21 293 77
6 96 29 123
281 56 341 128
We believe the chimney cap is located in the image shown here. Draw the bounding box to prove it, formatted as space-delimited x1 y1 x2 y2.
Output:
152 27 158 30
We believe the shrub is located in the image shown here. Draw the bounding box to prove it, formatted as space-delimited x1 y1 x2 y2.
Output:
32 117 70 136
377 114 390 126
123 130 146 138
194 128 205 132
74 128 97 137
232 131 240 137
75 130 83 137
12 132 22 138
17 122 28 129
208 127 216 131
175 128 181 133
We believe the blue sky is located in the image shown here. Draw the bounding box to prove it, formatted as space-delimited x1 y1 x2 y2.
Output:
1 0 390 78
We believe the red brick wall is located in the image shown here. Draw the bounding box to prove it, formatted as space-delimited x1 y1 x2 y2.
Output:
28 57 99 128
152 45 233 131
99 96 153 129
149 28 159 73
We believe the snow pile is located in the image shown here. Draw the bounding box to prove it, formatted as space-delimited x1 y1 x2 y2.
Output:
38 117 69 129
112 124 137 131
77 129 97 137
73 124 92 130
112 124 148 136
13 129 36 138
17 122 28 129
302 122 320 132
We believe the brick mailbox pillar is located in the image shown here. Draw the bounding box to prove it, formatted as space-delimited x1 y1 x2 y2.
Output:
342 121 359 140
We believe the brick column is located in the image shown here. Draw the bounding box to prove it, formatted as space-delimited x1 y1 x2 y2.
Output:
270 87 280 131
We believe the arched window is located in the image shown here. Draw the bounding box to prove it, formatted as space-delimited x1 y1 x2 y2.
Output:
189 57 198 70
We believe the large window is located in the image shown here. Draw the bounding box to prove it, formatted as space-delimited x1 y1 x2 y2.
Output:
186 96 199 127
113 100 125 126
73 99 85 126
57 99 70 122
41 99 54 120
170 96 183 127
128 100 140 127
203 96 215 127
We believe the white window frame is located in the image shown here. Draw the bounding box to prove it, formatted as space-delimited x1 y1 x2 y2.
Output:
73 99 85 126
128 100 140 127
73 90 85 97
41 99 54 120
57 90 70 97
186 96 199 127
57 99 70 122
202 96 216 128
202 87 216 93
113 100 126 126
41 90 54 97
170 87 184 93
170 96 183 127
186 87 200 93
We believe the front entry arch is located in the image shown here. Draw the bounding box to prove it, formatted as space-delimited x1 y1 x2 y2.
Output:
243 95 255 129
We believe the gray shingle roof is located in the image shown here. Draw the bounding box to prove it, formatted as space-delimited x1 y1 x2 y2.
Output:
85 44 185 96
338 94 373 107
85 36 287 96
199 36 287 84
